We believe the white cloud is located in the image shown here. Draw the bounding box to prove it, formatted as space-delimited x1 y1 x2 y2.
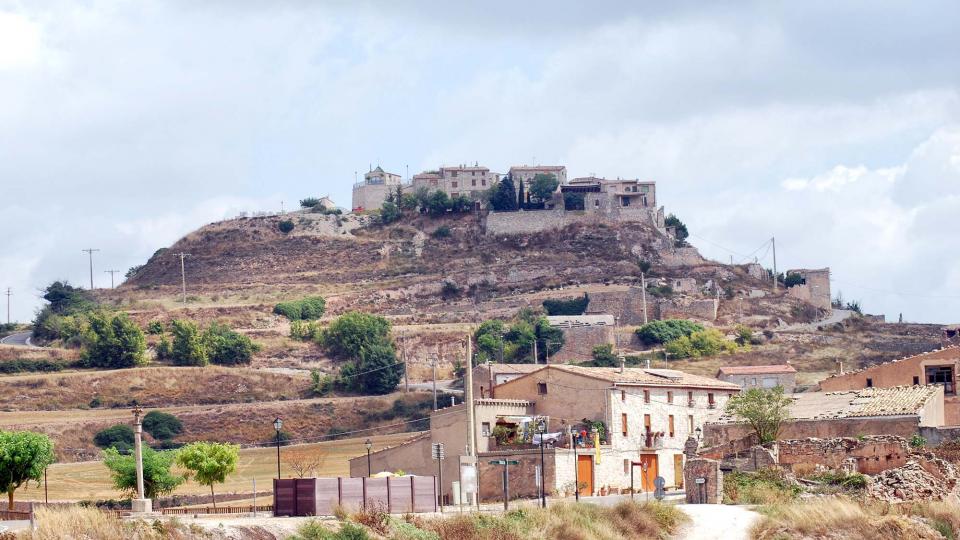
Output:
0 11 42 69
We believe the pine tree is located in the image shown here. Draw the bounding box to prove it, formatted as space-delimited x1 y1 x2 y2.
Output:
491 176 518 211
516 177 525 209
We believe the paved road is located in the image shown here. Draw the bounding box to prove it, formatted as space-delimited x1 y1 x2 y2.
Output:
676 504 759 540
0 331 34 346
780 309 853 331
407 379 462 396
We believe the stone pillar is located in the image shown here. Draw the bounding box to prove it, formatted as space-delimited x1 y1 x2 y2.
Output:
683 436 699 459
131 407 153 514
683 458 723 504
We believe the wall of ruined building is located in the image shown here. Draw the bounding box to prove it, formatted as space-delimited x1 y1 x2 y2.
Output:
777 437 910 475
585 287 649 326
920 426 960 446
720 445 779 473
352 183 392 211
684 458 723 504
656 298 719 321
484 206 660 236
659 247 706 267
785 268 832 311
704 416 923 447
549 325 614 363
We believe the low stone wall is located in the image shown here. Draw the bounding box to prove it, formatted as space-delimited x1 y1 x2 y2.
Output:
705 416 922 447
657 298 719 321
484 207 658 236
478 449 556 502
778 436 910 475
684 458 723 504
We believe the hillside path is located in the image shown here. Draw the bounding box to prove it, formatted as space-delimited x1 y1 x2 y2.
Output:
675 504 759 540
779 308 853 331
0 331 34 346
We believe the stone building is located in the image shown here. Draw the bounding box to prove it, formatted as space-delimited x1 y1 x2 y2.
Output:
508 165 568 202
784 268 832 311
704 385 945 447
352 364 739 502
545 314 616 363
716 365 797 393
351 166 403 211
411 164 501 200
471 363 546 400
820 346 960 424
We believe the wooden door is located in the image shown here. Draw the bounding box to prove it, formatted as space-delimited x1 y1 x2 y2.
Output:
673 454 684 489
576 455 594 496
639 454 658 492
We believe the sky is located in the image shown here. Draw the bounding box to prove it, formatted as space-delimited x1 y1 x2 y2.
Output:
1 1 959 324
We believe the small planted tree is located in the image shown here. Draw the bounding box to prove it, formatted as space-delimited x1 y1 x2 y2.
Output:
102 446 184 499
725 387 793 444
380 201 401 224
175 442 239 509
0 431 55 509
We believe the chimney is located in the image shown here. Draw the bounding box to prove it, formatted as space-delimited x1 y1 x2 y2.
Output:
619 355 626 373
645 357 651 369
836 359 844 375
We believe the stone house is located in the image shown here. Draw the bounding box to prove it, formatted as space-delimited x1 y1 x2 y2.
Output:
545 314 616 363
351 166 403 211
353 364 739 503
820 347 960 425
411 164 501 200
703 385 945 448
508 165 568 203
784 268 832 311
716 365 797 393
471 363 546 400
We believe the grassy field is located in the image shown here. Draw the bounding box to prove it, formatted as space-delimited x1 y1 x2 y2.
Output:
17 433 418 502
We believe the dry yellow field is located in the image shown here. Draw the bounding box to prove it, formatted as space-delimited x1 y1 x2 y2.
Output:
16 433 419 503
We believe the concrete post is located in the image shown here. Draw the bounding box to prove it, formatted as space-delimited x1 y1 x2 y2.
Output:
131 407 152 513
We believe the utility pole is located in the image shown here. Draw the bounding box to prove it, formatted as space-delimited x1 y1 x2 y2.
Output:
82 248 100 290
175 253 191 306
401 332 409 393
5 288 10 325
280 200 285 214
771 237 778 292
432 354 438 411
105 270 120 289
532 337 538 364
640 272 648 324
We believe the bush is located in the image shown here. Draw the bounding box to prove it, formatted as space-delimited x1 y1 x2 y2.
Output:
81 311 147 369
321 312 391 360
94 425 135 454
426 191 450 216
665 328 736 359
784 272 805 288
155 336 172 360
203 322 258 365
542 294 589 316
275 296 327 321
0 359 67 374
431 226 451 239
591 344 618 367
146 321 164 335
290 320 322 341
170 319 207 366
380 201 401 224
734 324 753 345
724 469 800 504
142 411 183 441
636 319 704 345
278 220 295 233
300 197 321 208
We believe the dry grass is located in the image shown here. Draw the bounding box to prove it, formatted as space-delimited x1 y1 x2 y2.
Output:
751 497 960 540
17 505 178 540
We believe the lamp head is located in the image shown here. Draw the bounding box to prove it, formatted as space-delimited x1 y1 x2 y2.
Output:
273 417 283 431
365 439 373 451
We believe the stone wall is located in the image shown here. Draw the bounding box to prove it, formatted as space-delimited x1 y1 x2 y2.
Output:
484 206 660 236
550 325 614 363
684 458 723 504
657 298 719 321
659 247 706 267
704 416 923 447
585 287 649 325
478 449 556 502
778 436 910 475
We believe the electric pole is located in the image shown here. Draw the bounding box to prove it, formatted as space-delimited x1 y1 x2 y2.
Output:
432 354 438 411
175 253 191 306
5 288 10 325
771 237 778 292
82 248 100 290
105 270 120 289
400 331 409 393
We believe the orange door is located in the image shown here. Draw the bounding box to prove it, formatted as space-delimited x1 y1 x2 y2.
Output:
577 455 594 496
639 454 658 492
674 454 684 489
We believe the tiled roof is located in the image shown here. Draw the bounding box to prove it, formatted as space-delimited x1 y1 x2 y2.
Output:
822 346 960 380
715 385 941 423
547 365 741 390
717 365 797 376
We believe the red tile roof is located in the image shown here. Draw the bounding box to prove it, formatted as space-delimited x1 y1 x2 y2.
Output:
716 365 797 376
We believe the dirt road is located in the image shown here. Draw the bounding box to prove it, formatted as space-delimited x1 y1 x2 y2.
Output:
677 504 759 540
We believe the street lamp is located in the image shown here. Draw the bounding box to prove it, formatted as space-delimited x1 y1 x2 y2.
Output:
537 418 547 508
273 417 283 479
365 439 373 477
695 426 702 441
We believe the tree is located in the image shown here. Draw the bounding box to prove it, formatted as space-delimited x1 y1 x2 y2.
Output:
287 448 326 478
664 328 736 359
170 319 208 366
784 273 805 288
41 281 94 314
0 431 55 509
81 311 147 369
380 201 401 224
516 177 526 209
591 344 618 367
529 173 559 204
94 425 135 453
175 442 239 509
725 387 793 444
399 193 418 211
300 197 321 208
413 187 431 211
534 316 564 362
321 312 391 360
102 446 184 499
203 322 258 365
664 214 689 246
542 294 589 316
142 411 183 441
426 190 450 216
278 220 295 233
635 319 704 345
474 319 506 362
490 177 518 211
354 343 401 395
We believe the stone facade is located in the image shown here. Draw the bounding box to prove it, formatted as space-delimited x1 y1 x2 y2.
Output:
546 315 615 363
352 166 404 211
484 206 664 236
585 287 649 326
716 365 797 393
656 297 719 321
684 458 723 504
777 436 910 475
509 166 568 202
411 164 500 200
785 268 832 311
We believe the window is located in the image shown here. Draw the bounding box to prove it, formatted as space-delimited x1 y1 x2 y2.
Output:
668 415 675 438
926 366 956 395
708 393 715 408
594 200 600 207
622 413 628 436
643 390 650 403
451 171 458 177
688 391 694 406
481 422 491 437
482 179 486 186
537 382 548 395
621 390 626 401
641 185 649 193
472 179 476 187
751 378 758 386
644 414 652 432
452 181 458 188
913 376 920 385
622 196 631 207
667 391 673 404
688 415 694 432
480 386 486 398
451 192 459 198
866 378 873 388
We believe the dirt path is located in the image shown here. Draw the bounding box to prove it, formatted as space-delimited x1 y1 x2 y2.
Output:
676 504 759 540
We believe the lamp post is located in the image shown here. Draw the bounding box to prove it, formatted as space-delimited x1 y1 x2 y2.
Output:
695 426 702 441
537 418 547 508
273 417 283 479
365 439 373 477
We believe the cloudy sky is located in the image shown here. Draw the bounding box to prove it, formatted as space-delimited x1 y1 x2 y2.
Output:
1 1 958 323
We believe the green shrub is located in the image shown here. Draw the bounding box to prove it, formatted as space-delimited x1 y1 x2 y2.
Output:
155 336 172 360
665 328 737 359
321 312 391 360
542 294 589 316
290 320 322 341
635 319 704 345
910 434 927 448
590 344 618 367
94 425 135 453
203 322 258 365
278 220 295 233
380 201 401 224
431 226 451 239
0 359 67 374
142 411 183 441
274 296 327 321
300 197 321 208
311 370 335 396
146 321 164 335
81 311 147 369
170 319 207 366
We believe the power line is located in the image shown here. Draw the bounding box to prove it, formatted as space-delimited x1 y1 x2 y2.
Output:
831 278 960 300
